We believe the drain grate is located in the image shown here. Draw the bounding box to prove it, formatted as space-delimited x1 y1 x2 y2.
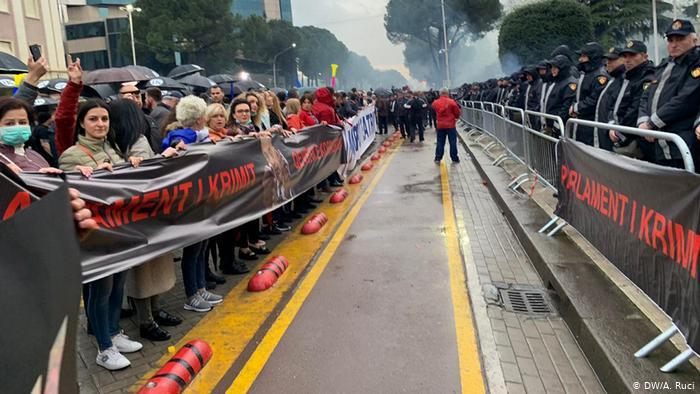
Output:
499 288 553 315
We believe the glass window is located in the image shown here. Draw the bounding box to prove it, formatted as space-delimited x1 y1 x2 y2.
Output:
66 22 106 41
71 50 109 70
279 0 293 23
24 0 39 18
108 33 129 67
105 18 128 33
231 0 265 18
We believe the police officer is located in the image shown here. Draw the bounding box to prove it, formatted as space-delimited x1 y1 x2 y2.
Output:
537 61 553 129
393 91 410 138
406 92 428 142
610 40 656 158
551 45 581 78
569 42 609 145
638 19 700 169
543 55 578 136
522 66 543 129
592 47 626 150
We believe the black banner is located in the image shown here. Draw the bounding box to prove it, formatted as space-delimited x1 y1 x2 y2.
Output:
555 138 700 352
2 126 344 282
0 182 81 394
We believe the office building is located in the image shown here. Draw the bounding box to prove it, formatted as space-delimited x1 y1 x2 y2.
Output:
232 0 293 23
0 0 67 78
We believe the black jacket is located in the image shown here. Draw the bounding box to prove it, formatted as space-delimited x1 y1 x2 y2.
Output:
406 97 428 118
592 65 626 150
639 47 700 162
544 56 578 133
615 60 656 128
572 59 609 145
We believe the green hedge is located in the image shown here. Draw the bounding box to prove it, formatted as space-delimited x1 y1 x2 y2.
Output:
498 0 594 68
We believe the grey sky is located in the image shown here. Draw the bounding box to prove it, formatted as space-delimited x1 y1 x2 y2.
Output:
291 0 409 77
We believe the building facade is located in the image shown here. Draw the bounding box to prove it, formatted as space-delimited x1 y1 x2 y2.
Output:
232 0 293 23
0 0 67 78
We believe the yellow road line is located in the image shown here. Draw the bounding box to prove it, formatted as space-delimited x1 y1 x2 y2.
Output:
130 142 400 393
440 163 486 393
227 141 402 393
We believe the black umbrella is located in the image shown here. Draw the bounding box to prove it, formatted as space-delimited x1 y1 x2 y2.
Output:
81 84 118 101
209 74 236 84
220 82 242 99
177 74 216 91
234 79 266 92
36 79 69 94
168 64 205 79
142 76 188 91
33 97 59 109
374 88 391 98
0 76 16 89
0 52 28 74
84 67 151 85
124 65 160 79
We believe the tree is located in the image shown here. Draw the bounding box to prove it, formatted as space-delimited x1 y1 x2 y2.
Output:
128 0 240 74
578 0 673 47
498 0 594 68
384 0 502 85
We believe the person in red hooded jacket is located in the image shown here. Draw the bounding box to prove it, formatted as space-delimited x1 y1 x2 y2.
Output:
312 87 342 126
431 88 461 164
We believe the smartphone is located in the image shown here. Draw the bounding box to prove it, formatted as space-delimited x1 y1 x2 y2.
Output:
29 44 41 61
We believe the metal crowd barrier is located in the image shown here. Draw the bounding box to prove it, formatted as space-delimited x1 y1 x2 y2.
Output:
459 101 699 372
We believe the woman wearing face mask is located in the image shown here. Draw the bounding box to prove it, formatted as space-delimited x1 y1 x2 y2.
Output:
0 98 61 174
58 100 144 371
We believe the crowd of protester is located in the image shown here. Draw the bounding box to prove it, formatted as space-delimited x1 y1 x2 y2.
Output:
0 53 390 371
457 18 700 173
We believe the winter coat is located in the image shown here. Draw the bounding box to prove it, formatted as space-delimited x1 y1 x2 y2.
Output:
432 96 461 129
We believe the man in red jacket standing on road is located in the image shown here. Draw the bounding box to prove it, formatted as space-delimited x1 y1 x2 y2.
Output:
431 88 461 164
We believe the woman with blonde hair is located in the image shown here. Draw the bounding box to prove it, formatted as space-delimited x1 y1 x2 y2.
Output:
206 103 235 142
264 90 287 129
285 98 304 132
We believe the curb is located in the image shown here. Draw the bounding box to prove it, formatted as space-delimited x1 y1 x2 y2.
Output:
456 130 699 393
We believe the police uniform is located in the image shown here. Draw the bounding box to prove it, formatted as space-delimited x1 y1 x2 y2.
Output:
611 41 656 157
543 55 578 135
593 48 626 150
571 42 609 145
522 66 543 129
638 19 700 168
537 61 553 129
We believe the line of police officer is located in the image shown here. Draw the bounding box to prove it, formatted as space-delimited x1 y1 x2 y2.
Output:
460 18 700 173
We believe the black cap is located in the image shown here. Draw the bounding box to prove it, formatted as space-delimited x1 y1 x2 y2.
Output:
665 19 695 37
603 47 622 60
619 40 647 55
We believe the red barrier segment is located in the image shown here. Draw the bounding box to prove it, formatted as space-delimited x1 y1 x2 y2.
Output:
371 154 381 161
301 213 329 234
382 141 392 147
361 163 373 171
329 189 349 203
138 340 213 394
378 146 387 153
247 256 291 292
349 174 363 184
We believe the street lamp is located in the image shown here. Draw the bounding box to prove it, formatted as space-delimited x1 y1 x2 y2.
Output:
119 4 142 65
440 0 451 88
272 43 296 88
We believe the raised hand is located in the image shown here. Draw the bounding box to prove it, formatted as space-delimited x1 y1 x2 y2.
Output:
67 55 83 84
25 56 49 86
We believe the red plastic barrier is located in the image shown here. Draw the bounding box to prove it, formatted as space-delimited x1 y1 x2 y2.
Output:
138 340 213 394
349 174 363 184
371 153 381 161
247 256 291 292
329 189 349 203
301 213 329 234
378 146 387 153
382 141 392 147
361 163 373 171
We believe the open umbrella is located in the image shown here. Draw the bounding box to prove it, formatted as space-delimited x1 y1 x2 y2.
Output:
0 76 16 89
0 52 28 74
142 76 188 91
84 67 151 85
177 74 216 91
220 82 242 99
168 64 205 79
124 65 159 79
81 84 118 101
209 74 236 84
36 79 68 94
374 88 391 98
33 97 59 109
234 79 266 92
